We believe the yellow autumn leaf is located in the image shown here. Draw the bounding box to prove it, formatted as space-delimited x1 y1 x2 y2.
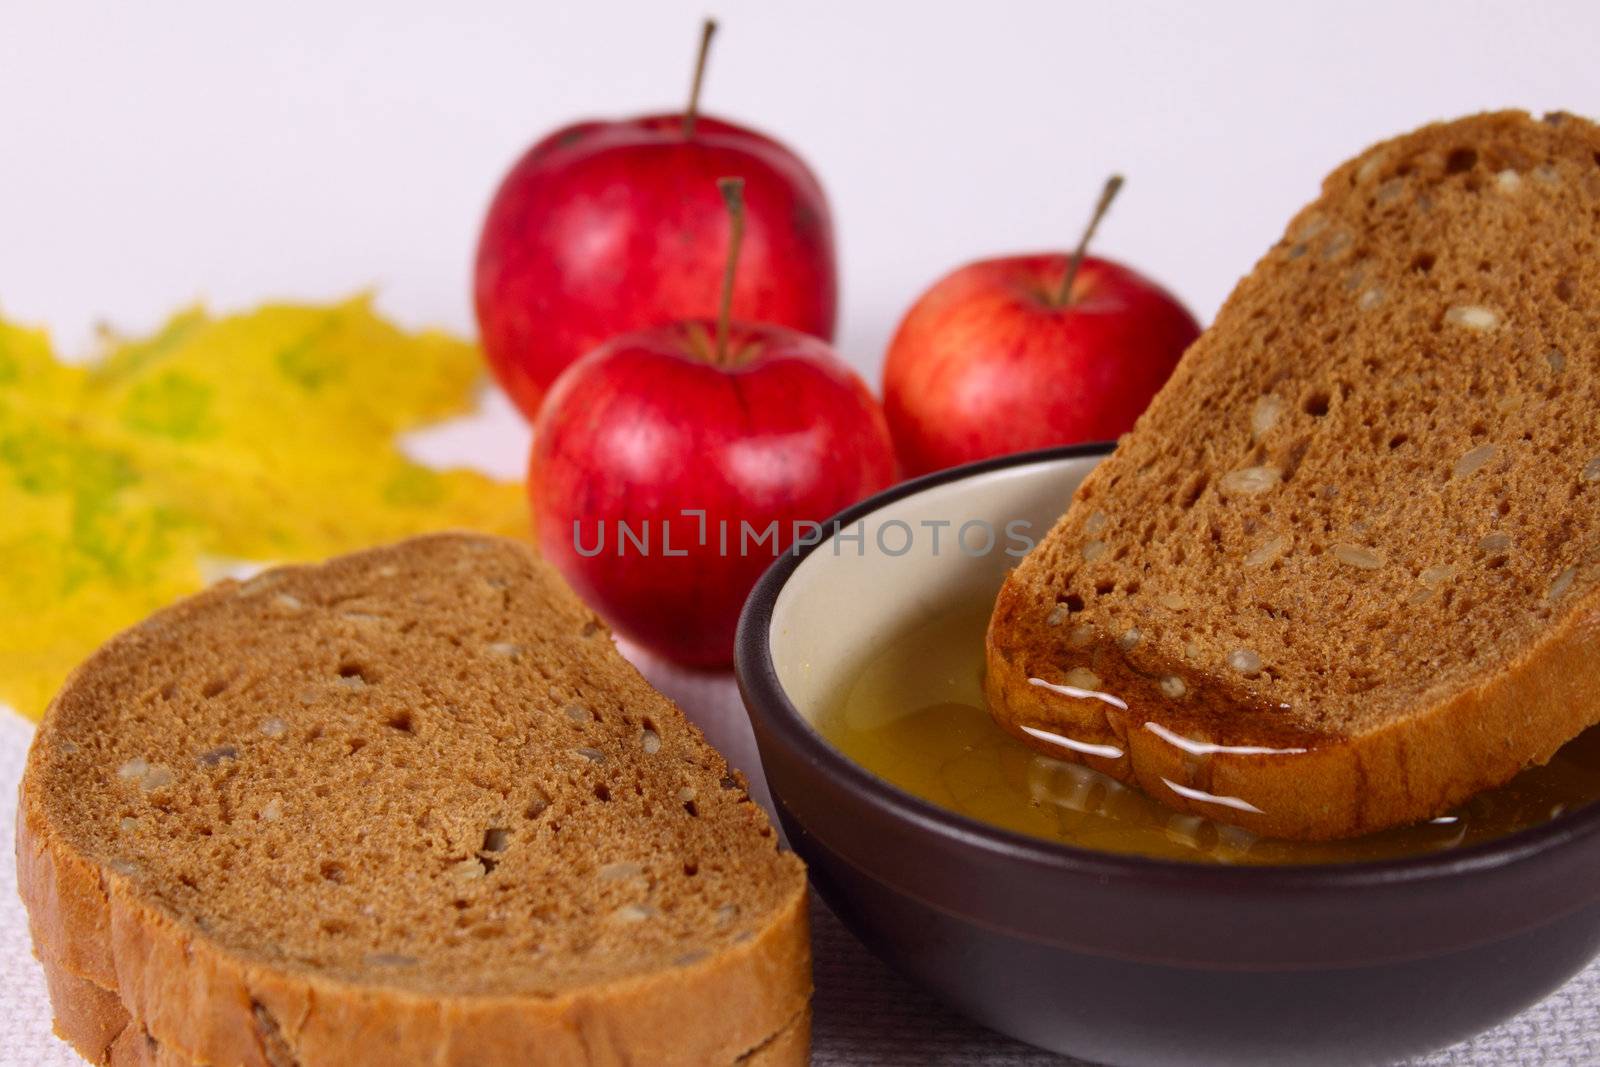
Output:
0 298 527 718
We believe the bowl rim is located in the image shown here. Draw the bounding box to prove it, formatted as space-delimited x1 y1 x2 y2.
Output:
734 442 1600 891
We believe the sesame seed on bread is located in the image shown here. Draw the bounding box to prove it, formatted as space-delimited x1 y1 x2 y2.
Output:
986 111 1600 841
18 532 810 1065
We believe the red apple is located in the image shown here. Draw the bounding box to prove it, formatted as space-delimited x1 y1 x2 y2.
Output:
530 179 894 667
475 20 836 420
883 177 1201 476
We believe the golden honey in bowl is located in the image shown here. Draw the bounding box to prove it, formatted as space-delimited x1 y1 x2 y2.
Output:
818 596 1600 864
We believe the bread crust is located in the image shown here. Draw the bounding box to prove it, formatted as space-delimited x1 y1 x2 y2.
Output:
19 533 812 1066
39 955 812 1067
40 952 133 1066
740 1005 811 1066
986 111 1600 841
988 579 1600 840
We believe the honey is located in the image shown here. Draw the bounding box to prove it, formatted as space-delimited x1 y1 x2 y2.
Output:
818 597 1600 864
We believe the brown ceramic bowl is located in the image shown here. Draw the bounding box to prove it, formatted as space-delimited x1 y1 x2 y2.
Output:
735 444 1600 1066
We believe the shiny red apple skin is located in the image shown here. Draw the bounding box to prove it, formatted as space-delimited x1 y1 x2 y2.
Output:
530 320 894 667
476 113 837 420
882 254 1202 476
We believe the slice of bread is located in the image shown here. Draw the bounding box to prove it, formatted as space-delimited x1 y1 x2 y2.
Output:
986 111 1600 841
18 532 809 1065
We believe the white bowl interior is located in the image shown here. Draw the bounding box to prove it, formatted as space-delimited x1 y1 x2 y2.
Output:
769 454 1104 723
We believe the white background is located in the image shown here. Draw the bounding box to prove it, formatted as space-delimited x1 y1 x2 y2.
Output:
5 0 1600 476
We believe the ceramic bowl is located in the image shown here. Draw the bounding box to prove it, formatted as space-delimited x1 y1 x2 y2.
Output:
735 444 1600 1067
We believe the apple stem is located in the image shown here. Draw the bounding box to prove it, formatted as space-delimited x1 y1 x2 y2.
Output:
1054 174 1125 307
715 177 746 365
683 18 718 138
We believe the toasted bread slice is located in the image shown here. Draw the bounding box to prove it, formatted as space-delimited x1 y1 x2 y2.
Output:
986 111 1600 841
18 532 809 1065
